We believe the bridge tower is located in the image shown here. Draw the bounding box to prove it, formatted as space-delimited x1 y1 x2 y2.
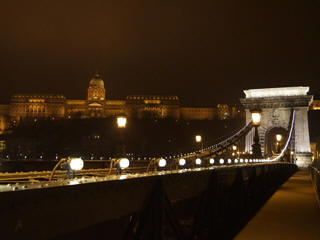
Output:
240 86 313 167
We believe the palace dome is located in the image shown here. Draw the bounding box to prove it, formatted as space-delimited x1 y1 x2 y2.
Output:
89 73 104 88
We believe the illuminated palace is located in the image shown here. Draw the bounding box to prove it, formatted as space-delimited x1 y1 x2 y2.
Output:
0 73 239 134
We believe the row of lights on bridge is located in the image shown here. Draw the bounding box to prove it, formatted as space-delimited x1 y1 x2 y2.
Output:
60 156 267 174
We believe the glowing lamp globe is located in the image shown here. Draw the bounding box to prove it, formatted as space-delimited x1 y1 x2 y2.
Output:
228 159 232 164
251 111 262 126
209 158 214 164
158 158 167 167
219 159 224 164
195 158 201 165
119 158 130 169
195 135 202 143
235 159 239 163
69 158 84 171
276 134 282 142
179 158 186 166
117 117 127 128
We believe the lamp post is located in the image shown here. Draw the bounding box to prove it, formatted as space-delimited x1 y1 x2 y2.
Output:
49 158 84 182
251 109 263 159
290 150 294 163
107 157 130 175
195 157 202 166
276 134 282 154
146 158 167 172
116 116 127 155
117 116 127 128
232 145 237 158
195 135 203 152
171 158 186 170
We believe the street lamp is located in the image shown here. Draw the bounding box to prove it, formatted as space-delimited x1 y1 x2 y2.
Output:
158 158 167 167
232 145 237 157
179 158 186 166
49 158 84 181
195 135 203 152
195 158 202 165
146 158 167 172
117 116 127 128
108 158 130 175
276 134 282 153
290 150 294 163
195 135 202 143
119 158 130 168
276 134 282 142
250 109 262 159
69 158 84 171
116 116 127 156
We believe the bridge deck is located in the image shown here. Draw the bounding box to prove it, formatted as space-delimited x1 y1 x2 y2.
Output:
235 171 320 240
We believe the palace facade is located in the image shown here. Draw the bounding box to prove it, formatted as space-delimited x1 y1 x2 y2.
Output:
0 73 238 134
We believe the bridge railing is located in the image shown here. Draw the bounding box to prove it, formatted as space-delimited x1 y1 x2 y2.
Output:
0 162 298 239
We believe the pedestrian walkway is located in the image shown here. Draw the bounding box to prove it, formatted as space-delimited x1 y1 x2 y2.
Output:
235 171 320 240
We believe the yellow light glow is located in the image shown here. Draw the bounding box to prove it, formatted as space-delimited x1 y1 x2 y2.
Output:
158 158 167 167
119 175 127 180
29 99 45 103
179 158 186 166
69 180 80 185
276 134 282 142
195 135 202 143
232 145 237 151
119 158 130 169
69 158 84 171
117 117 127 128
144 100 161 104
251 112 261 125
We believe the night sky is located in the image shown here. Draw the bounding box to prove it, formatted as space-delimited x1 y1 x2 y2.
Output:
1 0 319 106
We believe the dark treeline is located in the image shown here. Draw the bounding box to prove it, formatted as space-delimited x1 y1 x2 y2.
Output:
0 115 245 160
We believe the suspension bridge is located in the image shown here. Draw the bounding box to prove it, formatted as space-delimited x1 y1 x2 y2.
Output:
0 86 319 239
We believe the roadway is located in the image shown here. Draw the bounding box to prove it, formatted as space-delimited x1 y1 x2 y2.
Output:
235 170 320 240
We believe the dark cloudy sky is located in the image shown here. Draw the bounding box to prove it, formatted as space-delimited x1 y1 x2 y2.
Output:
1 0 319 106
